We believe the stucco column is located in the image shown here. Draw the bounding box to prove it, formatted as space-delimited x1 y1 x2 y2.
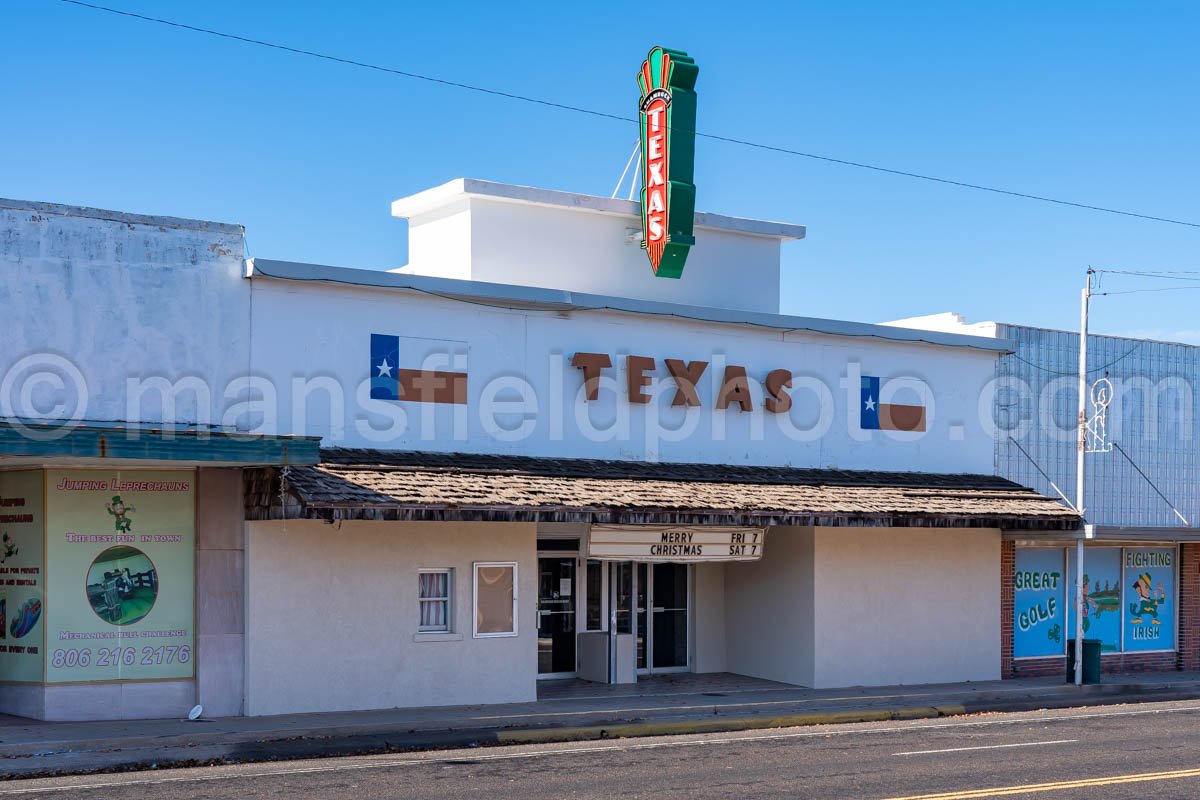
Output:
195 468 246 716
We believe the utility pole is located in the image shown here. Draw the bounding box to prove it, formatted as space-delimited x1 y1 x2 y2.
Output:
1073 269 1093 686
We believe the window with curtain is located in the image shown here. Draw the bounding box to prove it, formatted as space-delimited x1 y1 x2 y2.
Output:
418 569 452 632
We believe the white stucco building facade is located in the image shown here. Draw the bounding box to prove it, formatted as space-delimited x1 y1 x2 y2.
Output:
0 184 1082 721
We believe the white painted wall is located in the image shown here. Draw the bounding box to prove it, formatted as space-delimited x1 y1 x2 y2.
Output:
249 279 999 473
811 526 1000 687
244 520 537 715
692 562 726 673
196 468 246 718
392 180 795 314
0 199 247 427
724 527 815 687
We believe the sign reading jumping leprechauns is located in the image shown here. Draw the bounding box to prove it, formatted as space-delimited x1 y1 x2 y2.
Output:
44 470 195 683
637 46 698 279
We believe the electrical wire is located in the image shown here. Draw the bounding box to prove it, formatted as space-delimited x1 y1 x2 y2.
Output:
59 0 1200 230
1097 286 1200 297
1007 343 1145 376
1093 268 1200 283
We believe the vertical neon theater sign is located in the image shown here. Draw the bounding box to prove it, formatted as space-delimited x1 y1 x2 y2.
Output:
638 46 698 278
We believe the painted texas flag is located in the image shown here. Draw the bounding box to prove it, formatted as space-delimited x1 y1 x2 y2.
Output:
860 375 927 432
370 334 468 404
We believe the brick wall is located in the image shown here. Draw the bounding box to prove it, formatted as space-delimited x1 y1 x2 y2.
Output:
1004 543 1198 679
1011 655 1065 679
1179 543 1200 672
1012 652 1179 680
1000 540 1014 677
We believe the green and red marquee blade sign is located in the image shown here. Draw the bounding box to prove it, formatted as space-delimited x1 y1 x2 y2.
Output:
638 46 698 279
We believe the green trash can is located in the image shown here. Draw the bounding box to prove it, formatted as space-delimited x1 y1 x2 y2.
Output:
1065 639 1102 684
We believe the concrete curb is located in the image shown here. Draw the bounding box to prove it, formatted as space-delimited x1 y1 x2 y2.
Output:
1 687 1198 779
495 705 968 744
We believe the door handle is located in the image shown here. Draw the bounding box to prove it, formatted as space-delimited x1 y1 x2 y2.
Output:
652 607 666 613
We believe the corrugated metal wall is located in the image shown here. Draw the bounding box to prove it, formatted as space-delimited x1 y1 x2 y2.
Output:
995 324 1200 527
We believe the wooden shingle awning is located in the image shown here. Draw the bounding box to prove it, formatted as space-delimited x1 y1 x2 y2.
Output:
244 448 1081 530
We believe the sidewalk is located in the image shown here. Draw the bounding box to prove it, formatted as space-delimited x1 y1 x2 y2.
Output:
4 671 1200 778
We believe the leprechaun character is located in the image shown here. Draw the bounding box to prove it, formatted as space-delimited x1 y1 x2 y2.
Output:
0 532 17 565
106 496 135 534
1128 572 1166 625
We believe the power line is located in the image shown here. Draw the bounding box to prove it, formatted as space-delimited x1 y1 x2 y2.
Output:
1097 286 1200 297
1008 343 1145 376
60 0 1200 230
1094 268 1200 283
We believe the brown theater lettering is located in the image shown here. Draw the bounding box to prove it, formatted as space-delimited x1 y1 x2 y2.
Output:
664 358 708 406
574 352 788 412
570 352 612 401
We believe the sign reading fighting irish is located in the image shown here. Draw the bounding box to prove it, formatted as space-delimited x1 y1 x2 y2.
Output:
637 46 698 279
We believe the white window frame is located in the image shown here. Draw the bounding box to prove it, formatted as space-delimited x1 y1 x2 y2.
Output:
418 568 453 633
473 561 519 638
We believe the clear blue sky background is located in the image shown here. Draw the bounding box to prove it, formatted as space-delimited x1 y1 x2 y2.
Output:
5 1 1199 340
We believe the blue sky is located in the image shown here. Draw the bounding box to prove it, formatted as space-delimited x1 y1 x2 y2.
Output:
4 1 1199 340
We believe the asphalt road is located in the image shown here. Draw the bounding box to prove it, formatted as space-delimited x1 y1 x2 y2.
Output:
8 700 1200 799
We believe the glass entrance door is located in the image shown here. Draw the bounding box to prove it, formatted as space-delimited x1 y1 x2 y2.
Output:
651 563 688 670
537 556 577 675
630 562 690 674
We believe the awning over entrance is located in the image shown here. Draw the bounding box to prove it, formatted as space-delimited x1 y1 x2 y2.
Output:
246 449 1080 530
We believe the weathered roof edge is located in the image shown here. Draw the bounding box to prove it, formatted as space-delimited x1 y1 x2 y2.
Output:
247 501 1079 531
243 459 1081 531
390 178 808 241
247 258 1015 354
0 197 243 236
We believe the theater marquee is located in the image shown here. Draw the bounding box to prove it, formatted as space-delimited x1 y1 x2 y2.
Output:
588 525 765 562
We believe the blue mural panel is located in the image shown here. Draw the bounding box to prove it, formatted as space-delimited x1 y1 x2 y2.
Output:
1123 548 1176 652
1013 548 1066 658
1066 548 1122 652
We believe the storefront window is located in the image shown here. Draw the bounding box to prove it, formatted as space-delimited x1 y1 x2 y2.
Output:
1013 548 1066 658
1123 548 1175 652
474 563 517 637
1013 545 1179 658
1067 548 1122 652
44 469 195 682
614 562 633 634
586 559 603 631
418 570 452 632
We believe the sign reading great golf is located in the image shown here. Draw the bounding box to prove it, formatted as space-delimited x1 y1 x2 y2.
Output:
638 46 698 279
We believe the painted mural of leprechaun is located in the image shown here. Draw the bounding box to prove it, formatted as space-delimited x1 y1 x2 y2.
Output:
106 495 136 534
1128 572 1166 625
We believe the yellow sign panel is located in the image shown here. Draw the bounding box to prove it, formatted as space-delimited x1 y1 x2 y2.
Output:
44 470 195 683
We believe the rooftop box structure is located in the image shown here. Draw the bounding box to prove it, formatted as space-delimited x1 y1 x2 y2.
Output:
390 179 806 314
